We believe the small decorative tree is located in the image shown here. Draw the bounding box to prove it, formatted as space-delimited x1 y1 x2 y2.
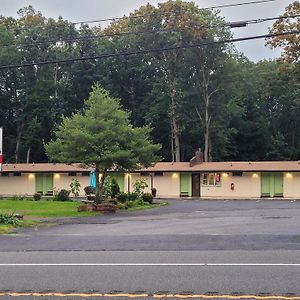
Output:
70 179 81 197
133 178 148 197
46 85 160 203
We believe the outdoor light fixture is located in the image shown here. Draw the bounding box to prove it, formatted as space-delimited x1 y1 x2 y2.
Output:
54 173 60 179
28 174 35 179
286 173 293 179
172 173 179 179
252 173 258 178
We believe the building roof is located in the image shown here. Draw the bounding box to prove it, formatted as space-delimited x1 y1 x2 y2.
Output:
1 161 300 173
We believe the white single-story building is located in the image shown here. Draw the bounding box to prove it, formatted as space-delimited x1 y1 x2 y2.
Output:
1 151 300 199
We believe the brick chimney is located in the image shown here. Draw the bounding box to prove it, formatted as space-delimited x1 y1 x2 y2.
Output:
190 149 203 167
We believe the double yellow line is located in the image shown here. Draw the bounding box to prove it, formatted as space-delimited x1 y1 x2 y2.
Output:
1 292 300 299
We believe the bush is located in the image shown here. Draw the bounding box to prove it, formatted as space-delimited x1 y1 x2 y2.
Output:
111 178 120 198
33 193 42 201
116 192 128 203
84 186 95 195
133 178 148 196
142 193 153 204
54 189 71 201
70 179 81 196
0 212 20 225
127 192 139 201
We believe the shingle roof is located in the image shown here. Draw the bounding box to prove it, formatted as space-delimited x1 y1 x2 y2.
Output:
1 161 300 173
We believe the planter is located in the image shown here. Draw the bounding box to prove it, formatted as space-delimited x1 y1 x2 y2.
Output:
93 203 117 213
78 203 117 213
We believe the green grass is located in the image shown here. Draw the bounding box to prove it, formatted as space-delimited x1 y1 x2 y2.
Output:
127 201 168 211
0 220 40 234
0 199 100 218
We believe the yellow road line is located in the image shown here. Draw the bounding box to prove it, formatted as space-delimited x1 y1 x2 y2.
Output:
0 292 300 299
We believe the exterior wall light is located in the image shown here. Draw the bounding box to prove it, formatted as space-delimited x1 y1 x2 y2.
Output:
222 172 229 178
286 173 293 179
252 173 258 178
54 173 60 180
28 174 35 180
172 173 179 179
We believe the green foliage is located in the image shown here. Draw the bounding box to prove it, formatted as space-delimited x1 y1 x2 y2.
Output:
127 192 139 201
54 189 71 202
0 212 20 225
110 178 120 198
84 186 95 195
33 193 42 201
70 179 81 196
103 176 112 198
142 193 154 204
116 192 128 203
133 178 148 196
46 85 160 203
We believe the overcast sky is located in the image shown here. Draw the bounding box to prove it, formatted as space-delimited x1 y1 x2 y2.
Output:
0 0 295 61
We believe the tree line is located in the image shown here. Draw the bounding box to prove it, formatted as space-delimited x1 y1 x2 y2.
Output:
0 1 299 163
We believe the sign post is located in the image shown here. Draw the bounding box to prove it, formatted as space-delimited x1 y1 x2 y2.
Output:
0 127 2 172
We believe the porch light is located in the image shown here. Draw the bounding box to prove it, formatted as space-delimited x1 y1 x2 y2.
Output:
222 172 229 178
286 173 293 179
252 173 258 178
54 173 60 180
28 174 35 180
172 173 179 179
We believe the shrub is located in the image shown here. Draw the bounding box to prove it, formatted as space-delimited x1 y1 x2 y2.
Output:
0 212 20 225
33 193 42 201
70 179 81 196
133 178 148 196
116 202 128 210
54 189 71 201
127 192 139 201
116 192 128 203
103 176 112 198
84 186 95 195
142 193 153 204
111 178 120 198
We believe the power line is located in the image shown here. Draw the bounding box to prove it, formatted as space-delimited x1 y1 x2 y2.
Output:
207 0 276 10
1 14 298 49
0 30 298 70
72 0 277 25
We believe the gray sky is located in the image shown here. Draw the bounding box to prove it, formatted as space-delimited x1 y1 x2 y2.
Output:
0 0 295 61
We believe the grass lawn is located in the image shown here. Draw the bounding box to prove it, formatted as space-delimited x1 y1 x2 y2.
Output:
0 199 100 218
0 199 101 234
0 199 168 234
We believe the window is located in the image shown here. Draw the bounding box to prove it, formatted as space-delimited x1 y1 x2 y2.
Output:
154 172 164 176
68 172 77 176
140 172 150 176
201 173 221 186
232 171 243 176
81 172 89 176
13 172 21 177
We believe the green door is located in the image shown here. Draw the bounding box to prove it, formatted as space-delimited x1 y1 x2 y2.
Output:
35 174 53 195
274 173 283 197
112 173 124 192
261 173 283 198
180 173 191 197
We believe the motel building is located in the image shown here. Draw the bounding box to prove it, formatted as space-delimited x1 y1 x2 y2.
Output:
0 151 300 199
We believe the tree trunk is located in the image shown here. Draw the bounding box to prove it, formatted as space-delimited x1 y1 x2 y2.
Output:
95 165 107 204
26 147 31 163
170 86 181 162
15 123 24 163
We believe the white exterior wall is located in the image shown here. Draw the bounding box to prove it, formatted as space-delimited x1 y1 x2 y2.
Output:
201 172 261 199
125 173 180 198
0 173 35 196
153 173 180 198
53 173 90 196
283 172 300 198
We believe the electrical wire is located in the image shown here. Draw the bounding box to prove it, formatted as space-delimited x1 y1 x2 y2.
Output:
72 0 278 25
0 30 298 70
0 14 298 49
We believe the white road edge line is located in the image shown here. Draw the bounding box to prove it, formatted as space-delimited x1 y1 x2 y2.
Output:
1 263 300 266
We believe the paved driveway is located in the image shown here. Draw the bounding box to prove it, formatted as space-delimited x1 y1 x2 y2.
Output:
1 199 300 251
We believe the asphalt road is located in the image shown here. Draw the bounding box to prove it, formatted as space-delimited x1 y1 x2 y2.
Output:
1 199 300 299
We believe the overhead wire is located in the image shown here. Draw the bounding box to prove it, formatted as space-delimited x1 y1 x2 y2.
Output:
0 14 298 49
72 0 278 25
0 30 298 70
